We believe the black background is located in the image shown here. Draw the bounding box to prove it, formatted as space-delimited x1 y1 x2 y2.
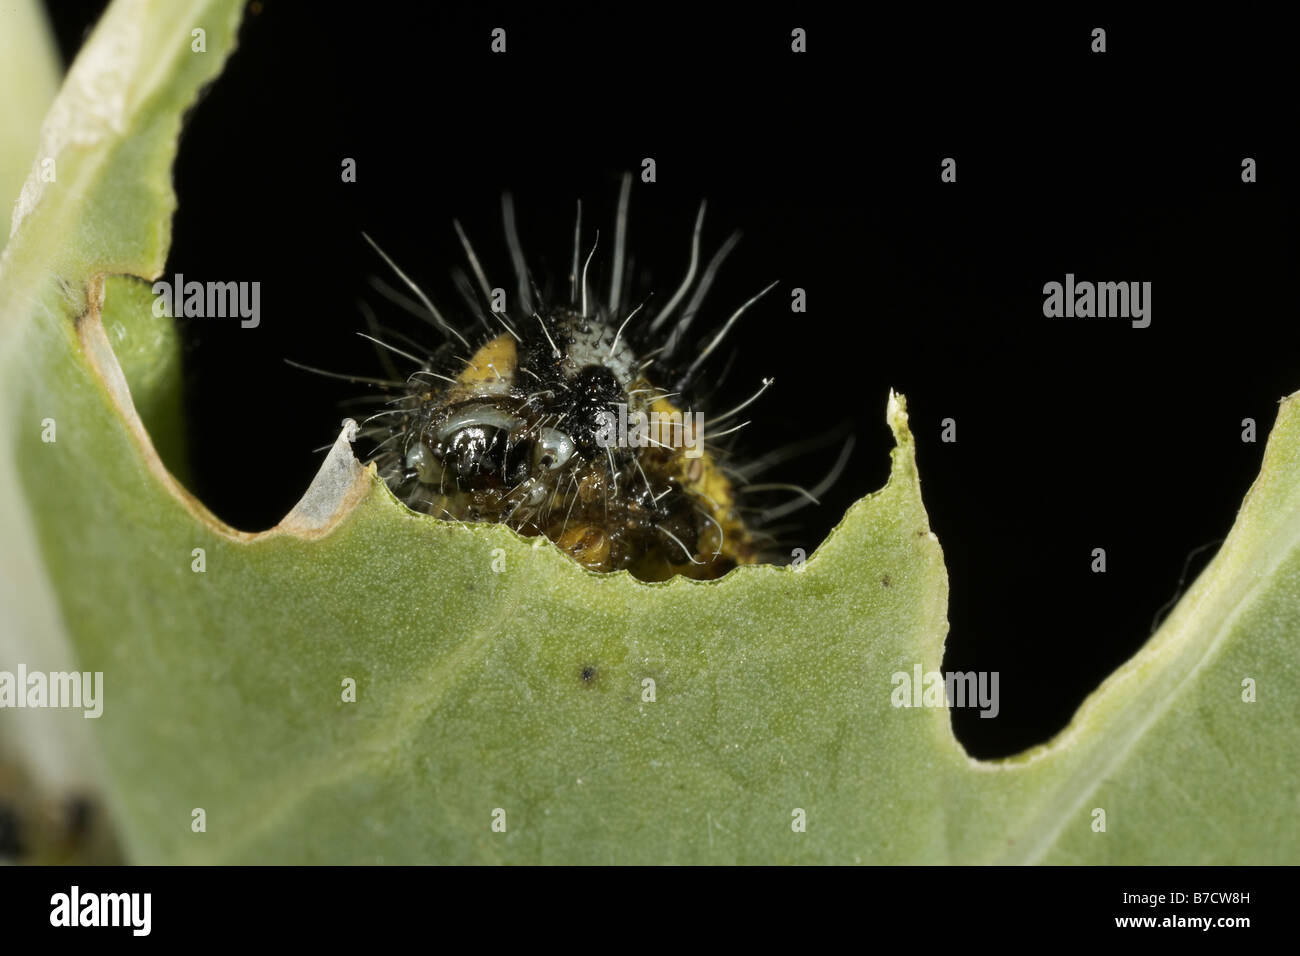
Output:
43 3 1300 758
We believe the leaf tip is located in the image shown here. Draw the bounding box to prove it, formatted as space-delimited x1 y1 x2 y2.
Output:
887 388 910 446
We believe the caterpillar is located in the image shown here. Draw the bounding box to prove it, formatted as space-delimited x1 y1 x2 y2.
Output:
319 174 853 581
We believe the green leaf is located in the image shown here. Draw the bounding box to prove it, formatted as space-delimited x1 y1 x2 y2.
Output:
0 0 242 860
0 0 61 257
3 0 1296 864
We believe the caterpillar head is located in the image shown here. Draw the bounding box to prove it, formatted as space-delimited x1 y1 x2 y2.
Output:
347 177 848 580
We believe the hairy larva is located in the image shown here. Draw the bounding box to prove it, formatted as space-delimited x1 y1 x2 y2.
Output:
318 175 852 581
